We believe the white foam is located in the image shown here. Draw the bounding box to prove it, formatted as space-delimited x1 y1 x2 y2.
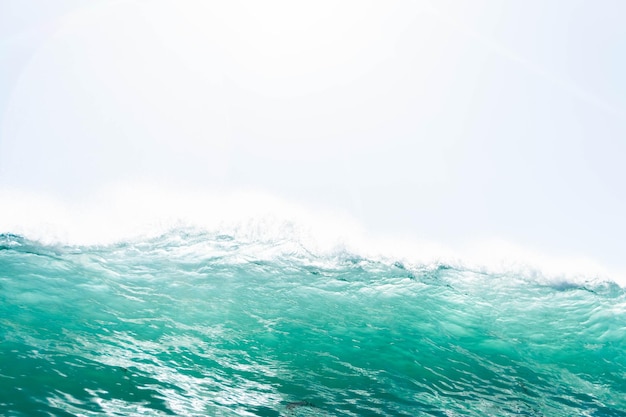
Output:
0 183 361 249
0 183 623 287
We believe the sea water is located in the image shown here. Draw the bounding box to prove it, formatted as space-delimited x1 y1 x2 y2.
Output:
1 227 625 417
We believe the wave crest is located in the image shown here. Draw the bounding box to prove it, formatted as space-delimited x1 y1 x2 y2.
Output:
0 186 623 287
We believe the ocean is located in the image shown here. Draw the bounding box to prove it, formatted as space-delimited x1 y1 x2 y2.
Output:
1 223 625 416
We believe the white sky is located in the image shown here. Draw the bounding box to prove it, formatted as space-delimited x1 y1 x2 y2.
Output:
1 0 625 271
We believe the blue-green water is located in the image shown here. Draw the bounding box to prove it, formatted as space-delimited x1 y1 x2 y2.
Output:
1 231 625 416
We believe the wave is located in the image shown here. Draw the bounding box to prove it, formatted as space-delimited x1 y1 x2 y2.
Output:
2 203 625 416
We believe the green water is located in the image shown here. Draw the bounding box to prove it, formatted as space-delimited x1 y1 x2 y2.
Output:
1 232 625 416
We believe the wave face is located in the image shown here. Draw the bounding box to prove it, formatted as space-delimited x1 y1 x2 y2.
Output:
1 230 625 417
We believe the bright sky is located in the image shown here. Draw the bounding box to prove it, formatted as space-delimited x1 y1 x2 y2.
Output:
1 1 625 272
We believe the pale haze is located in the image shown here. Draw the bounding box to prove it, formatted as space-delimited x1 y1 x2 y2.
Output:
1 1 625 274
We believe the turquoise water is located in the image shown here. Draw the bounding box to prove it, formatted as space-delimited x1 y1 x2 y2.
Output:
1 231 625 416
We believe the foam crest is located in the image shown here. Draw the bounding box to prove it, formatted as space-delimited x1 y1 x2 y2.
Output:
0 184 361 250
0 184 623 287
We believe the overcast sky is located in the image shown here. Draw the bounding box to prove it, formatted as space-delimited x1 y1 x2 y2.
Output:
1 1 625 271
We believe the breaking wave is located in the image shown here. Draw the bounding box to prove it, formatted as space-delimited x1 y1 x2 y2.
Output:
1 187 625 416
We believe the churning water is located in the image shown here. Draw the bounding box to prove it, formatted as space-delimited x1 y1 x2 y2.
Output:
1 227 625 416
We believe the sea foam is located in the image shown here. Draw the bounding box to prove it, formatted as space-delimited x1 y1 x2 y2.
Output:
0 183 621 288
